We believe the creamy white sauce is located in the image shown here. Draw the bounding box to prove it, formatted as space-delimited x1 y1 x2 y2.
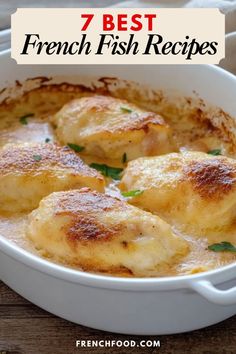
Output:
0 86 235 277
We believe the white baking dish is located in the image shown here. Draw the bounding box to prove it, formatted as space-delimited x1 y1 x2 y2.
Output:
0 49 236 335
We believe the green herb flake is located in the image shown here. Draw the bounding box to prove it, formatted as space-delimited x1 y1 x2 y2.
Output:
120 106 133 114
19 113 34 125
122 153 127 164
121 190 143 198
208 241 236 253
45 138 51 143
33 154 42 162
67 143 85 153
90 163 123 180
207 149 221 156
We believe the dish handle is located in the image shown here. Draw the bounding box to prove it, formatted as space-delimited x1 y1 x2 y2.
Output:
190 280 236 305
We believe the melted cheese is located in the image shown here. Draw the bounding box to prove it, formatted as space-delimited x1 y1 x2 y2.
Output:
27 188 188 276
0 142 104 213
0 84 235 277
120 151 236 237
52 95 173 161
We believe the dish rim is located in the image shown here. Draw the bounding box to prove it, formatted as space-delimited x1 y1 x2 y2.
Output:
1 233 236 291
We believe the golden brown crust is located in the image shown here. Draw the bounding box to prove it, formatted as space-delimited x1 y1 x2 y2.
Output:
185 158 236 200
121 151 236 234
0 143 105 213
52 95 172 160
55 188 122 214
27 188 188 276
0 143 103 180
66 216 121 243
66 95 166 134
55 188 125 242
115 112 164 133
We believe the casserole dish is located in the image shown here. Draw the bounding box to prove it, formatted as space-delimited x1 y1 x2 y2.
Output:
0 49 236 335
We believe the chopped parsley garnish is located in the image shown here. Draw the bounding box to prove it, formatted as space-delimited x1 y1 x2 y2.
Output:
90 163 123 180
19 113 34 125
121 190 143 197
122 152 127 164
120 106 133 114
33 154 42 162
67 143 85 153
207 149 221 156
208 241 236 253
45 138 51 143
